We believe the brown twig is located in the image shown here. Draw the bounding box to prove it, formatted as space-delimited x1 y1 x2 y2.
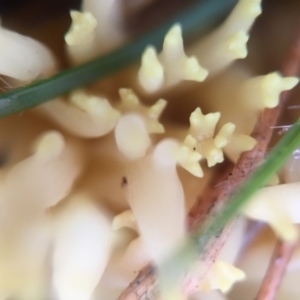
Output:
255 237 298 300
117 13 300 300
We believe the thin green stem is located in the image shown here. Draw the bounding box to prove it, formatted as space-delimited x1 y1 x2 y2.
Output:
0 0 237 117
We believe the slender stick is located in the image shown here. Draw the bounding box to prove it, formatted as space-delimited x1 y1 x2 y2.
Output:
255 237 298 300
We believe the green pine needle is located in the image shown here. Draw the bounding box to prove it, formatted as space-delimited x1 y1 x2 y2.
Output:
0 0 237 118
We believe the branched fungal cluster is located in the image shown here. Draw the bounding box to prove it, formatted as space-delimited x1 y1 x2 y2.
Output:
0 1 299 300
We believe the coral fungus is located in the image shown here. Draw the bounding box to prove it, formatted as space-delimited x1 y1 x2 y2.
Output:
0 0 299 300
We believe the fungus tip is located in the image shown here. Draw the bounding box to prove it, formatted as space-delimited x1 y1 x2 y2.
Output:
177 145 203 178
119 88 140 107
183 56 208 82
115 114 151 160
112 210 137 231
139 46 164 92
65 11 97 46
33 131 65 158
149 99 167 119
214 123 235 148
163 24 183 57
226 30 249 59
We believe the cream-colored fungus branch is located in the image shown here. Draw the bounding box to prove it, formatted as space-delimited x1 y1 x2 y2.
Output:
112 209 138 231
115 88 166 159
199 261 245 293
52 193 112 300
198 66 298 162
242 182 300 242
38 90 120 138
1 0 300 300
65 0 125 64
118 88 166 134
188 0 262 75
0 26 57 82
0 131 83 300
115 114 151 160
126 138 186 264
184 107 235 168
240 72 299 109
0 130 84 213
65 11 98 65
139 24 208 93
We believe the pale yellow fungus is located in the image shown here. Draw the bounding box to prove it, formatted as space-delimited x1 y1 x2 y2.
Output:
223 0 262 33
185 108 235 167
138 46 164 92
225 30 249 59
118 88 167 134
198 66 298 155
33 130 65 158
224 134 257 163
0 26 57 82
114 89 167 160
242 72 299 109
65 11 97 64
127 139 186 263
81 0 125 57
112 209 137 231
139 24 208 93
188 0 262 75
177 145 203 178
52 193 112 300
199 261 246 293
65 11 97 46
242 183 300 242
115 114 151 160
0 0 298 299
38 90 120 138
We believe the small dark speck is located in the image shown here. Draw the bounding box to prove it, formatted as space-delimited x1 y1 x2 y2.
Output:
193 147 196 151
121 176 128 187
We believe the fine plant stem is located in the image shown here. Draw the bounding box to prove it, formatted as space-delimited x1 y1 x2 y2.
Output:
0 0 237 118
255 236 299 300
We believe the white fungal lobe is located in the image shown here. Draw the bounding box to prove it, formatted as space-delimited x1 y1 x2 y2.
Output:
115 113 151 160
188 0 262 75
127 139 186 263
52 194 112 300
39 90 120 138
0 26 57 82
242 182 300 242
